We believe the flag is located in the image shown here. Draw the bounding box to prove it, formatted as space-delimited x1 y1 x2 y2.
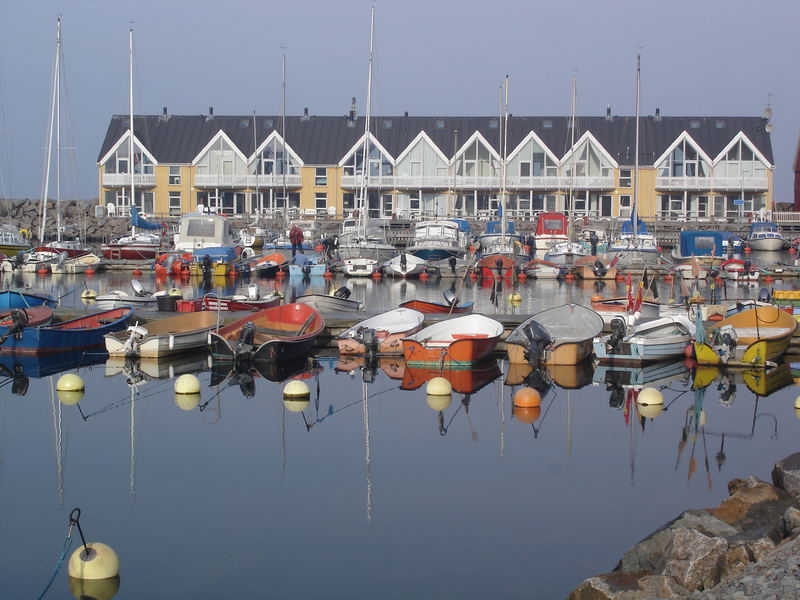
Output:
609 254 620 269
626 273 634 311
634 270 645 312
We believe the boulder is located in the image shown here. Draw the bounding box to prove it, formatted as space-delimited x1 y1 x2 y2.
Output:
772 451 800 503
568 571 689 600
784 507 800 535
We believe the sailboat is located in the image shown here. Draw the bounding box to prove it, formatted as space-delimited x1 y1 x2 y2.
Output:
544 76 588 266
337 7 395 271
607 53 659 265
100 26 162 262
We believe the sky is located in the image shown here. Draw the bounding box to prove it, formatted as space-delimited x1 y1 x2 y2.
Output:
1 0 798 203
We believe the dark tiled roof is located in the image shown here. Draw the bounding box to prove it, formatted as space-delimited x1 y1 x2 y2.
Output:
98 114 774 166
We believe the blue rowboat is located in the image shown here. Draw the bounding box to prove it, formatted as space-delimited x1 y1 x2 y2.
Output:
0 290 57 309
0 307 134 355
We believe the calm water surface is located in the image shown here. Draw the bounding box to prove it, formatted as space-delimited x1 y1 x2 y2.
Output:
1 257 800 599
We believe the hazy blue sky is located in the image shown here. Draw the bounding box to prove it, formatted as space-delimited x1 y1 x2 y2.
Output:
1 0 798 202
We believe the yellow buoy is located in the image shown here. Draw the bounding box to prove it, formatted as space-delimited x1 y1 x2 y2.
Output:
426 394 452 412
425 377 452 396
58 390 85 406
168 287 183 297
174 393 200 411
68 575 121 600
174 374 200 395
283 397 310 413
794 395 800 410
637 387 664 405
67 542 120 580
513 386 541 407
80 289 98 300
57 373 85 392
283 380 310 398
508 292 522 303
637 403 664 419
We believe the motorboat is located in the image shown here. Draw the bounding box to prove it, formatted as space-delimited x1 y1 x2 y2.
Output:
0 306 54 347
0 306 133 354
337 308 425 355
693 304 797 368
296 288 364 312
591 296 661 328
399 290 473 314
96 280 162 310
401 314 503 366
0 224 29 256
543 240 589 267
476 254 516 279
522 259 563 279
506 304 604 366
532 212 568 258
247 253 288 278
671 230 743 263
607 219 660 264
382 253 428 278
429 256 472 279
49 251 103 274
473 220 524 260
201 285 282 312
745 221 783 251
406 219 470 261
336 217 396 263
105 311 219 358
401 357 502 394
173 213 239 253
593 314 695 364
101 207 163 260
719 258 760 282
343 257 378 277
573 255 618 281
208 302 324 364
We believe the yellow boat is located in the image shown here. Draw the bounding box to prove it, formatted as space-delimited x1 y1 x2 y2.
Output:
188 261 232 277
693 305 797 368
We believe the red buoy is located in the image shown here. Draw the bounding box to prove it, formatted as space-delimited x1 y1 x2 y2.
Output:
744 246 752 254
132 268 142 277
323 269 333 278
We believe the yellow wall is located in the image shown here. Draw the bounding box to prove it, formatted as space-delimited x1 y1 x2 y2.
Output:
154 164 193 214
300 166 342 215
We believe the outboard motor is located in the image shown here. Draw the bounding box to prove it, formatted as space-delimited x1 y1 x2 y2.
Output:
758 287 771 303
11 365 29 397
715 325 737 364
356 327 379 357
333 287 352 300
717 376 736 407
589 231 599 256
448 256 457 274
592 259 607 278
605 317 627 354
239 373 256 399
400 253 408 272
56 251 68 270
201 254 213 278
608 383 624 409
235 321 256 356
247 283 259 300
522 321 552 365
443 289 458 306
495 257 504 277
0 309 29 345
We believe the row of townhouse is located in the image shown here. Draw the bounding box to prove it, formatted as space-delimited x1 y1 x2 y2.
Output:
97 109 774 222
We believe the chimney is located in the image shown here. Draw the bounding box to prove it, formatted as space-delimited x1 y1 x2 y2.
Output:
349 97 357 122
654 107 661 121
404 111 408 118
209 106 214 116
163 106 168 116
301 107 310 122
605 105 612 121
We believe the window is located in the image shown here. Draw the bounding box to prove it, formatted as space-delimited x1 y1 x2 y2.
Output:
619 169 631 188
520 162 531 177
619 195 631 218
169 165 181 185
690 120 700 129
543 119 553 129
382 119 392 129
489 119 498 129
169 191 182 215
315 193 327 209
715 120 726 129
315 167 327 186
343 193 355 210
435 119 445 129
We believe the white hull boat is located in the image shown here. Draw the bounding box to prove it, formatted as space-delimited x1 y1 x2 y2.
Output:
593 314 695 364
105 311 219 358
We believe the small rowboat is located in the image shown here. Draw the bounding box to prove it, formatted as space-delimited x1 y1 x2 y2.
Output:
593 315 695 364
343 257 379 277
506 304 604 366
402 314 503 366
296 289 363 312
591 297 661 328
0 307 134 355
0 307 54 345
401 357 501 393
719 259 760 282
209 303 324 363
104 311 219 358
399 290 473 314
522 259 563 279
337 308 425 355
0 290 57 309
693 304 797 368
201 287 282 312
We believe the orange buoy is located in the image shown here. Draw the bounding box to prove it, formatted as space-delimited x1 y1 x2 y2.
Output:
132 268 142 277
513 405 541 424
323 269 333 278
419 271 429 280
564 272 575 281
468 245 475 254
371 270 382 279
154 264 167 277
683 357 697 370
518 272 528 281
37 266 49 275
657 246 663 253
85 267 95 276
744 246 752 254
663 274 674 282
469 271 478 280
683 344 694 358
276 270 286 278
513 386 541 408
790 247 797 255
315 245 324 253
615 273 625 282
764 275 774 283
591 294 604 302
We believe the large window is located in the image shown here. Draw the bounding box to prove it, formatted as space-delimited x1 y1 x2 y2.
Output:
619 195 631 218
169 165 181 185
563 140 613 179
315 167 327 186
619 169 631 188
719 140 767 178
658 140 708 178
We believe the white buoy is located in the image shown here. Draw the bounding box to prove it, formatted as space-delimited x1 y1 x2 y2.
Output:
174 374 200 395
637 403 664 419
58 390 85 406
283 397 310 413
57 373 85 392
426 394 452 412
637 387 664 405
794 395 800 409
283 380 310 398
168 287 183 297
67 542 120 580
68 575 120 600
174 393 201 411
426 377 452 396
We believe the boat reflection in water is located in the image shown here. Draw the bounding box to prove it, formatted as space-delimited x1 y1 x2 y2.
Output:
0 350 106 396
105 351 211 383
505 360 594 390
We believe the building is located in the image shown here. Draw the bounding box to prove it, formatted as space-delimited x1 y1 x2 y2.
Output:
97 108 774 222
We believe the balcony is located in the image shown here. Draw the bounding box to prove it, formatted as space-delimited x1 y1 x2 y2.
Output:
194 174 301 188
656 176 769 191
102 173 156 187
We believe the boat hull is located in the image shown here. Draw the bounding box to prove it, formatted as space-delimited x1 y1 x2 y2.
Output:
747 237 783 251
0 291 57 309
403 335 500 366
398 300 473 314
296 294 364 312
408 247 464 262
104 312 218 358
101 243 160 261
201 294 281 312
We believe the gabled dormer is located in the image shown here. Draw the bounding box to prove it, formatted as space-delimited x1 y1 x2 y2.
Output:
713 132 771 183
560 131 616 184
250 131 303 183
193 130 249 184
98 130 157 184
654 131 712 180
394 131 449 186
454 131 502 181
506 131 559 187
339 132 394 186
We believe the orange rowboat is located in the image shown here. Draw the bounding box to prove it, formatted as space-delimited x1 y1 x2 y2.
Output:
402 314 503 365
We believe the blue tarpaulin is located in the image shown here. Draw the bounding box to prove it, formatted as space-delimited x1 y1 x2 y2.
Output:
131 206 160 230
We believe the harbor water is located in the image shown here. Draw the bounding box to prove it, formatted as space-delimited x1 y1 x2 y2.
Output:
1 255 800 599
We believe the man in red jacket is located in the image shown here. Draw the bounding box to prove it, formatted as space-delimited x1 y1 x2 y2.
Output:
289 224 304 257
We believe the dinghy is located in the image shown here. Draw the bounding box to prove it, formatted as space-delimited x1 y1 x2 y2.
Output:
506 304 604 366
209 303 324 364
105 311 219 358
0 290 57 309
201 284 282 311
296 288 364 312
0 307 133 354
96 279 160 310
343 257 379 277
693 305 797 367
399 290 473 314
402 314 503 366
337 308 425 355
593 314 695 364
382 253 428 278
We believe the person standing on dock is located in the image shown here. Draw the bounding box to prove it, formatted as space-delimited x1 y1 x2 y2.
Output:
289 224 304 257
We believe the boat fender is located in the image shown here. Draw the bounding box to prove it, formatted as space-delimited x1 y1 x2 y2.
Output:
169 334 175 351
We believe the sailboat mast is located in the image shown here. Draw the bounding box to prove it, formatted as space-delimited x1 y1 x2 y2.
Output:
129 26 135 223
281 48 287 229
501 75 509 247
358 6 375 236
39 17 60 244
633 52 641 237
568 76 577 239
55 17 62 243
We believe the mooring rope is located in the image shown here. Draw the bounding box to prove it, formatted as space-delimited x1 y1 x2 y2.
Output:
36 520 74 600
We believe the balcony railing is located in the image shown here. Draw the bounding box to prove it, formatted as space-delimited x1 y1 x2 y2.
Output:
656 176 769 191
339 174 614 190
193 174 302 188
102 173 156 187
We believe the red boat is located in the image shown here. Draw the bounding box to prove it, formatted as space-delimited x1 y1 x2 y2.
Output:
399 291 473 314
401 357 501 393
402 314 503 365
0 306 53 328
209 302 324 363
101 232 162 260
533 211 568 257
477 254 516 279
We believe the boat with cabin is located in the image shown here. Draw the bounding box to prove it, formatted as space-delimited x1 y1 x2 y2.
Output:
671 230 743 263
745 221 783 251
173 213 239 253
101 207 163 260
406 219 470 261
532 212 568 259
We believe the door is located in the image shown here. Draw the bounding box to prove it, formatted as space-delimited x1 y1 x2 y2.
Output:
601 195 612 216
